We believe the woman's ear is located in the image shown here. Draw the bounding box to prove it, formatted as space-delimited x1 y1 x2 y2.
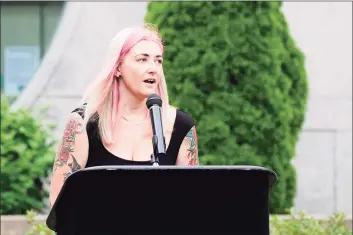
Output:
115 70 121 78
115 63 122 77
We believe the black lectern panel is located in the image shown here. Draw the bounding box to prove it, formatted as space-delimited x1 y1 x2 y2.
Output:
47 166 277 235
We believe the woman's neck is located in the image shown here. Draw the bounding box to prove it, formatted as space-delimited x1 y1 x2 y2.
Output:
117 84 149 122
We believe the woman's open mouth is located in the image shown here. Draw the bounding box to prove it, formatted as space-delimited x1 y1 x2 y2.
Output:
143 79 156 84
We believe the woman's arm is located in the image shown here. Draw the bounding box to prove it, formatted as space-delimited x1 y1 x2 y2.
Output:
176 126 199 166
49 112 89 206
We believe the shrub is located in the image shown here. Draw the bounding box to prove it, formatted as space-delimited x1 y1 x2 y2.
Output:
26 210 55 235
1 94 56 214
270 210 352 235
145 2 308 213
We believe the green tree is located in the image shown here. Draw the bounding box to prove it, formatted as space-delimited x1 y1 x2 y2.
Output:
1 94 56 214
145 2 308 213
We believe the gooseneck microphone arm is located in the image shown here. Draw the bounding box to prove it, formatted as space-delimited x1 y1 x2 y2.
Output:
146 94 166 166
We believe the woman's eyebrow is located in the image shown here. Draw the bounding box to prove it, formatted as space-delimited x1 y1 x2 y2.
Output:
135 53 163 58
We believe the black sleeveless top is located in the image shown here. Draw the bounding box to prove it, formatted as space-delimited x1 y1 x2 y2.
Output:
72 105 194 166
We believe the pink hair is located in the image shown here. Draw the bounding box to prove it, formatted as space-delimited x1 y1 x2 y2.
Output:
118 30 164 64
82 25 169 145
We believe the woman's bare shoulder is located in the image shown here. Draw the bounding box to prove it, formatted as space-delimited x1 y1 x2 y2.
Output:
167 105 178 120
165 105 177 131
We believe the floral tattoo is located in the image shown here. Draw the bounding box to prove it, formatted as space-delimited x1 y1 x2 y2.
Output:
185 126 199 166
53 116 84 174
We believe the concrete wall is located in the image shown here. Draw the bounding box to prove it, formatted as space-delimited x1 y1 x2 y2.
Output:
11 2 352 216
282 2 352 216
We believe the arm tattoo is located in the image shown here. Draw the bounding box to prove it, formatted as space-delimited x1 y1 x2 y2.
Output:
63 155 82 180
53 116 83 172
185 127 199 166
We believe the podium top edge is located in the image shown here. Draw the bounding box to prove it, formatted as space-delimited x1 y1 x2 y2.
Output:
81 165 277 175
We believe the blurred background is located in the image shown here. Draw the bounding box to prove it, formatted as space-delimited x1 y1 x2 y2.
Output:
1 1 352 234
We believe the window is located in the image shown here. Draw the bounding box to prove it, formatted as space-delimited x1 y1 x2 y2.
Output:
0 2 64 96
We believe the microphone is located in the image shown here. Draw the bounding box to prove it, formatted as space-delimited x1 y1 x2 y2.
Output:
146 93 166 166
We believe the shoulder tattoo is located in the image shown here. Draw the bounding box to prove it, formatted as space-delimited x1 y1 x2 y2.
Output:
53 114 84 172
185 126 199 166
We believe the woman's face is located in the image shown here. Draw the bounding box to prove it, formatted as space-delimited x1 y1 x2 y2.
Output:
117 40 164 100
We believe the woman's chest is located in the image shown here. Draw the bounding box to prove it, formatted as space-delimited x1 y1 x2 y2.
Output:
103 123 171 162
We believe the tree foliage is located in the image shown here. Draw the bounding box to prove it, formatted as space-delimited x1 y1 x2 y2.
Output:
145 2 308 213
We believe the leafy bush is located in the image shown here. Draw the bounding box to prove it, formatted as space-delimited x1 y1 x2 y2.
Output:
1 94 56 214
270 210 352 235
145 2 308 213
26 210 55 235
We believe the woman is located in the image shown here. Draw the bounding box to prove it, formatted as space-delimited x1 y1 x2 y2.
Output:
49 24 199 206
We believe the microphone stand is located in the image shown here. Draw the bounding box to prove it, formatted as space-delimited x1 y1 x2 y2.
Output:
151 135 159 166
151 153 159 166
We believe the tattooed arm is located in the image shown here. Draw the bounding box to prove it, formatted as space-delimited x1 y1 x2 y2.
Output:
176 126 199 166
49 112 89 207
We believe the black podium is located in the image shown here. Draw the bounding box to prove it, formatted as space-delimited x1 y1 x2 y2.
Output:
46 165 277 235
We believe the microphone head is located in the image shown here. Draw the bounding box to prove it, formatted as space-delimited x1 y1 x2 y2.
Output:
146 93 162 108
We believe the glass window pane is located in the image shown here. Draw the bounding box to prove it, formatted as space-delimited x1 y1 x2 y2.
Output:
43 2 64 52
0 3 40 96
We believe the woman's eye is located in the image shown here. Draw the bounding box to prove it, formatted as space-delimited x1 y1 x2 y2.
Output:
137 58 162 64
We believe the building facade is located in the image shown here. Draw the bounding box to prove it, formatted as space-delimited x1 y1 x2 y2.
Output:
0 1 64 96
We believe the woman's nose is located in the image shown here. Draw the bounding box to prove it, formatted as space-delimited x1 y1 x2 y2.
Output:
147 62 158 74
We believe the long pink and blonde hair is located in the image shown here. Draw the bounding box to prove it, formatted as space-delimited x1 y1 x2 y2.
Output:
81 24 169 144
